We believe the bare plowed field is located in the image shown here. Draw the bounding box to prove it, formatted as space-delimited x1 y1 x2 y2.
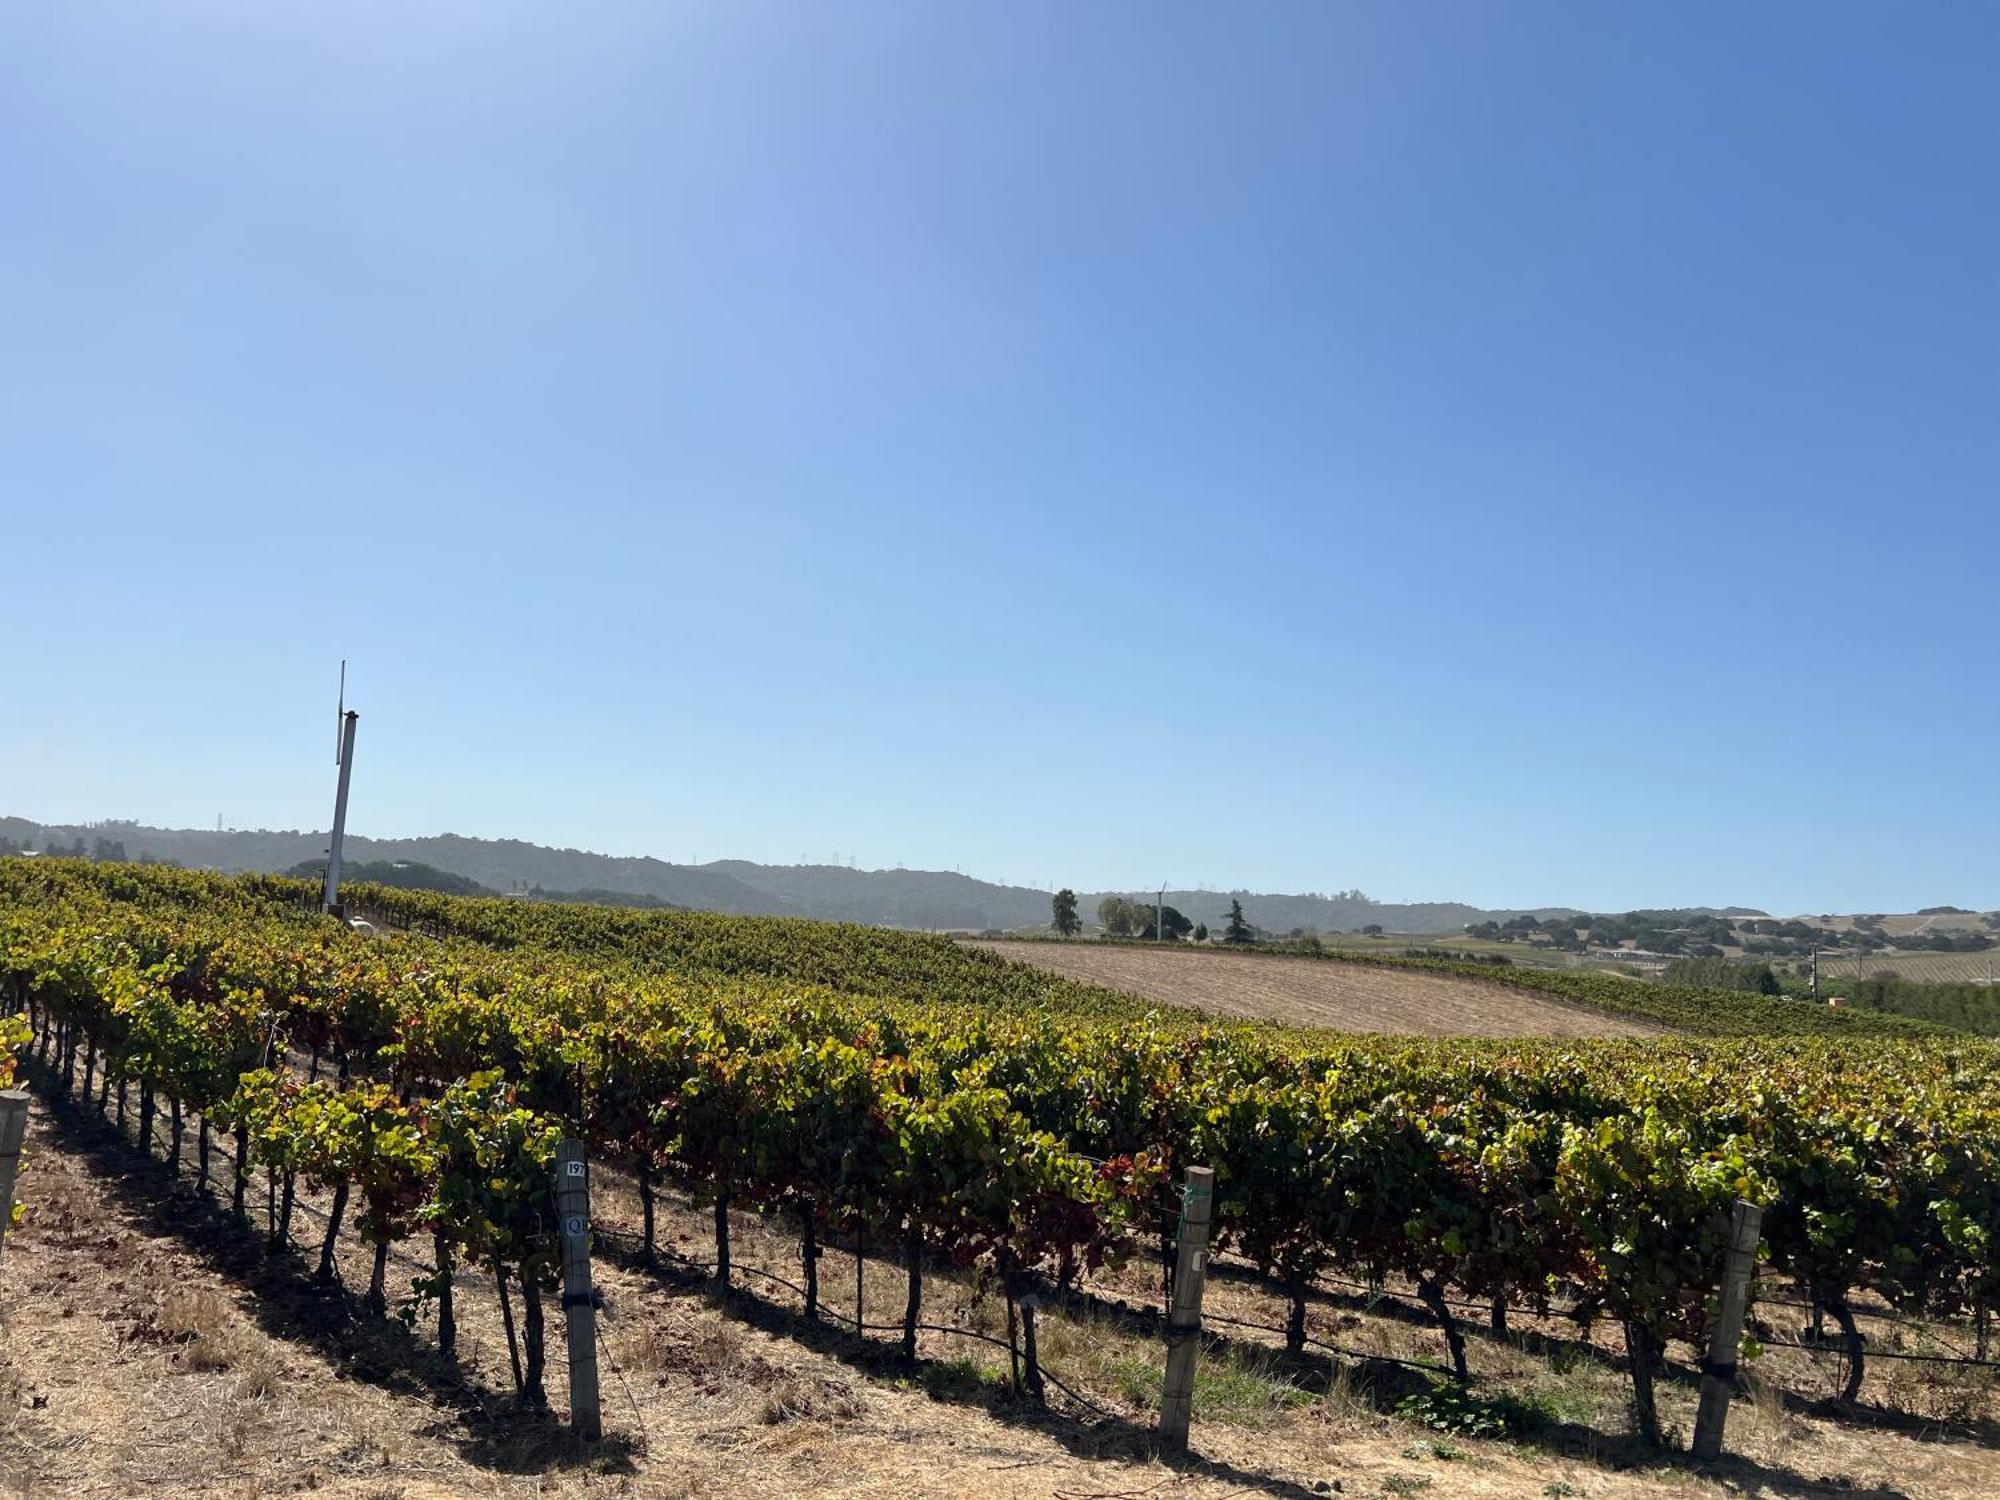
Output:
971 940 1670 1037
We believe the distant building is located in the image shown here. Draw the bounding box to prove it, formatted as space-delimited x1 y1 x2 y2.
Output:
1589 947 1677 967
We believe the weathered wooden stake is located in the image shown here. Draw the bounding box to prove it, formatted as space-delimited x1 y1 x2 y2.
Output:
637 1156 656 1267
168 1094 184 1175
1003 1282 1022 1393
434 1231 457 1357
1157 1165 1215 1452
231 1124 249 1222
520 1265 547 1405
901 1224 923 1363
0 1092 29 1262
553 1140 602 1440
1692 1198 1763 1462
800 1203 819 1321
1020 1288 1045 1402
496 1261 524 1394
713 1190 732 1288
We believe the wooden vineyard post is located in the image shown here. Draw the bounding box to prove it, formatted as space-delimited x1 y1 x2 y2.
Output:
0 1092 27 1261
1157 1165 1215 1452
1692 1198 1763 1462
1019 1288 1045 1402
553 1140 603 1441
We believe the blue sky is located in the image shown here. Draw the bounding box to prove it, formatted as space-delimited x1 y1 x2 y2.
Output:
3 4 1995 913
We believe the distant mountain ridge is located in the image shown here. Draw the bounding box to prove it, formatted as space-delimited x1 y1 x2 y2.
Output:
1 813 1748 935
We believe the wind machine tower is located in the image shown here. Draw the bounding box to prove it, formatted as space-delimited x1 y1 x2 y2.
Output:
322 661 359 915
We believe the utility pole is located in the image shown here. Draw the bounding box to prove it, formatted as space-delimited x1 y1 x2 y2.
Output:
322 662 359 915
1158 883 1167 943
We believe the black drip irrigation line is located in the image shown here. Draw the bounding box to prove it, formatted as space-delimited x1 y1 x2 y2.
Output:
889 1205 1995 1371
1078 1265 1466 1374
1066 1273 1456 1379
1102 1259 2000 1378
1756 1336 2000 1369
1197 1311 1455 1379
1751 1284 1936 1322
1310 1269 1502 1318
1751 1302 1990 1364
1307 1267 2000 1371
613 1239 1126 1420
1876 1324 1986 1364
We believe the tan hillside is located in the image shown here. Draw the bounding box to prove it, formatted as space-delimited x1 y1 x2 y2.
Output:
969 940 1670 1037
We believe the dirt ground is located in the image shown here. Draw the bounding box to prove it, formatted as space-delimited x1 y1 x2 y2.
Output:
3 1080 1994 1500
970 940 1668 1037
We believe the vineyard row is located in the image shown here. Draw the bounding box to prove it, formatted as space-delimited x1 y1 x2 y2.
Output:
2 859 1996 1446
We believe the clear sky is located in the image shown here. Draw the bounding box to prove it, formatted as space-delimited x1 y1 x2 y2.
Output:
4 4 1995 914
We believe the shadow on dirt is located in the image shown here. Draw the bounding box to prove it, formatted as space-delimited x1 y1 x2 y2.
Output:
21 1061 640 1479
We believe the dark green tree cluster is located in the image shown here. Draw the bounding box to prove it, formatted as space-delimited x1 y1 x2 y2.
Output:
1663 957 1781 995
1094 895 1194 940
1050 888 1080 937
1095 896 1149 937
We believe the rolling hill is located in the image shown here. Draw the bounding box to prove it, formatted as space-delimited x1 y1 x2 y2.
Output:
1 814 1970 938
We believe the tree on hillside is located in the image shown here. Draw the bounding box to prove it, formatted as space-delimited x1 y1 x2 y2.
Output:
1193 922 1209 943
1361 923 1383 937
1097 896 1149 938
1223 899 1253 944
1140 905 1194 942
1051 888 1080 937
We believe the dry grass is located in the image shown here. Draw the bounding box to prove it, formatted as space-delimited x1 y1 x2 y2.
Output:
1741 1369 1806 1469
758 1368 864 1425
970 940 1668 1036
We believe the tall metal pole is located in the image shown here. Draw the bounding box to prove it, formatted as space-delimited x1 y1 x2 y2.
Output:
322 710 359 914
1158 883 1167 943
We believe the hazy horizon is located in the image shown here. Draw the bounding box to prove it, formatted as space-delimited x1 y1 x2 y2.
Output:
6 5 1995 916
10 809 1984 921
